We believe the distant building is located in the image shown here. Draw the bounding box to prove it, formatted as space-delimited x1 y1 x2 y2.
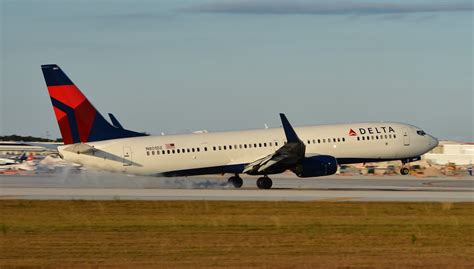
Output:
423 141 474 166
0 141 60 156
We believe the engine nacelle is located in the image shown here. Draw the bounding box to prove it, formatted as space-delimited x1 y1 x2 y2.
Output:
293 155 338 178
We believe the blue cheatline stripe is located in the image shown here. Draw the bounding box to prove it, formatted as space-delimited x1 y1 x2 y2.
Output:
159 164 247 177
50 97 81 143
156 156 421 177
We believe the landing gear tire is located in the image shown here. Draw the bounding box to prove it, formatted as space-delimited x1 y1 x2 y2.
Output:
400 167 410 175
256 176 272 189
228 176 243 188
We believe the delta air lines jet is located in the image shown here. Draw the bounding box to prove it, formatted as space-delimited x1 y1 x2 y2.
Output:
41 64 438 189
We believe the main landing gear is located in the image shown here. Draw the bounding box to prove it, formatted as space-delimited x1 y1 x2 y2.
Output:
228 175 243 188
228 174 273 189
257 176 272 189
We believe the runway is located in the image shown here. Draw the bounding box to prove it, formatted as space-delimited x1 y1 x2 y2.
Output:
0 172 473 202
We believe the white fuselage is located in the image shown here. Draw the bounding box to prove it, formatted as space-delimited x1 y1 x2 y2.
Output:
59 122 438 177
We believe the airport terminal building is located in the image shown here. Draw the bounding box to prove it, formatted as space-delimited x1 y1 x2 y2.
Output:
423 141 473 166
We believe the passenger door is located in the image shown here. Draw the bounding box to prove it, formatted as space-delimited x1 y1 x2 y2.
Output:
401 128 410 146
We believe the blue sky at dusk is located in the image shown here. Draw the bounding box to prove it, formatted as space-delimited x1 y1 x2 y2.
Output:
0 0 472 141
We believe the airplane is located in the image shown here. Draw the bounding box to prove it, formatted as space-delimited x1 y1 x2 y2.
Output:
0 152 35 171
40 64 439 189
0 152 28 166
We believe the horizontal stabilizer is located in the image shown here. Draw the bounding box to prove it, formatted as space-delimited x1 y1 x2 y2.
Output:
63 143 95 154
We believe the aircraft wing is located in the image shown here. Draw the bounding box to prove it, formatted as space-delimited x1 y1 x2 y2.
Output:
243 114 306 175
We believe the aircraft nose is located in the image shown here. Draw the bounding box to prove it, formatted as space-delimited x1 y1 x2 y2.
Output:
428 135 439 149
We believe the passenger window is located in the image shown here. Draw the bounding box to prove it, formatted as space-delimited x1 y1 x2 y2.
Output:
172 150 175 154
244 144 247 149
254 143 257 148
357 137 360 141
176 149 180 153
197 148 200 152
367 137 370 141
204 147 207 151
167 150 170 154
371 136 374 140
162 150 165 154
318 139 321 143
333 138 336 143
385 135 388 139
393 134 396 138
264 143 267 147
307 140 311 144
223 146 227 150
275 142 278 146
239 144 243 149
362 137 365 141
218 146 222 150
147 151 150 156
389 135 392 139
249 144 252 148
342 138 345 142
213 146 216 151
337 138 340 142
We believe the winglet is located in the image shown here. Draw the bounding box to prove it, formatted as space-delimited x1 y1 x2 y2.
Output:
279 113 300 143
108 113 124 129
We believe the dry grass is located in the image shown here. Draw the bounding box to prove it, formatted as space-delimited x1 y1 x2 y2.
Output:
0 200 473 268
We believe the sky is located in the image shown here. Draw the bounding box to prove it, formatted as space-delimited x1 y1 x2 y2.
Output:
0 0 473 141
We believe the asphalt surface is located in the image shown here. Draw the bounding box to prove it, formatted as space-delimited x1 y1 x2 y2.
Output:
0 171 472 201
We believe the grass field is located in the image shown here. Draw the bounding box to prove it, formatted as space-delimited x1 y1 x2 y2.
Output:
0 200 473 268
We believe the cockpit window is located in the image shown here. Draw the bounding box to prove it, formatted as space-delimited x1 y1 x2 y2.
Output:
417 130 426 136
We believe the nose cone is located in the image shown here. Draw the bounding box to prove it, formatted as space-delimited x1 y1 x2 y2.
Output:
428 135 439 150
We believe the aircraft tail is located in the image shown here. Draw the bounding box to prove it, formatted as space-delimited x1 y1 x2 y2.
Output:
41 64 147 145
17 152 27 163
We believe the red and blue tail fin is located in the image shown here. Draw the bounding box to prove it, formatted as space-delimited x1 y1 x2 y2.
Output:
41 64 147 145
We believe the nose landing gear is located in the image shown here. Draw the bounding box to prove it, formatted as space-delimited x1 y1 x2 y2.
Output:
400 167 410 175
257 176 272 189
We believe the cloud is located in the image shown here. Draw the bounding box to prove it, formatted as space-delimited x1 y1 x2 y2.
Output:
186 1 473 16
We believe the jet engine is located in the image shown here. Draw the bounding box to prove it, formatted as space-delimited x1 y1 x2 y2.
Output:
293 155 338 177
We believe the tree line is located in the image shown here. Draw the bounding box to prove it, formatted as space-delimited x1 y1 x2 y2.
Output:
0 135 62 142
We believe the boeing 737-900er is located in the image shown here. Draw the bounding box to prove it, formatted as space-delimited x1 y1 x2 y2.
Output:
41 64 438 189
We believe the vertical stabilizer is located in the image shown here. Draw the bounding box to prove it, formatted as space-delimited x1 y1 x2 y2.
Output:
41 64 147 144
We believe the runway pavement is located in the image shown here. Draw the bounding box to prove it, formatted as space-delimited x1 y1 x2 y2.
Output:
0 171 472 202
